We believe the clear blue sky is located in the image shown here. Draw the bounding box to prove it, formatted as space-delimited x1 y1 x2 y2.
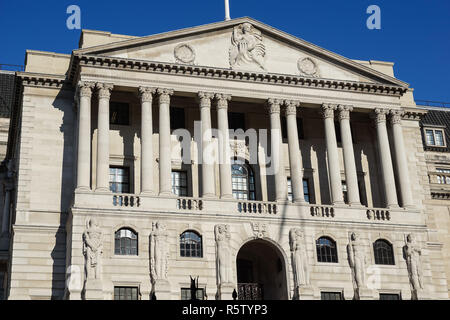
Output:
1 0 449 102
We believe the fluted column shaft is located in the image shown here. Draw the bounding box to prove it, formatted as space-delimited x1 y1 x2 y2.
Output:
373 108 399 208
322 104 344 204
391 111 413 208
338 105 361 206
285 100 305 203
95 83 113 192
157 88 174 196
76 81 94 190
216 93 233 199
198 92 216 198
267 99 287 201
139 87 156 195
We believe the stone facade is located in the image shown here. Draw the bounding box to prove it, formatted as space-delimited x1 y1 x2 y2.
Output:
0 17 448 300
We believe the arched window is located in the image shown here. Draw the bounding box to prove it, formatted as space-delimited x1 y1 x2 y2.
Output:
316 236 338 263
180 231 203 258
231 160 255 200
373 239 395 265
114 228 138 255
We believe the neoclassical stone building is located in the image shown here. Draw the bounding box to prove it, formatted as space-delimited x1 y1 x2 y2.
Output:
0 17 449 300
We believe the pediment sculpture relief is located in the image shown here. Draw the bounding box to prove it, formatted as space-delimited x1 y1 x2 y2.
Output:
229 23 266 70
174 43 196 64
298 57 320 77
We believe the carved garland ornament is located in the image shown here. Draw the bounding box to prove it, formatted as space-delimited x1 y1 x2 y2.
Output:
297 57 320 77
174 43 196 64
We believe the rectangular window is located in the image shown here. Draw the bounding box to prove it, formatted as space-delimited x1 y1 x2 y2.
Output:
170 107 185 131
229 112 246 131
109 166 130 193
172 171 188 196
321 291 343 300
181 288 205 300
425 128 445 147
114 286 139 300
110 102 130 125
379 293 401 300
287 178 311 203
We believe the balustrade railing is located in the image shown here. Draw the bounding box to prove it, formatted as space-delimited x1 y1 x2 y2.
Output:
310 205 335 218
366 208 390 221
237 200 277 214
176 197 203 211
112 194 140 207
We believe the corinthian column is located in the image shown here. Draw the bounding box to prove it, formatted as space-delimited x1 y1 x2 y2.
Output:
157 88 174 196
373 108 399 208
284 100 306 203
139 87 156 195
322 103 344 205
95 83 114 192
267 98 287 201
76 81 95 191
216 93 233 199
390 110 413 208
198 92 216 198
338 105 361 206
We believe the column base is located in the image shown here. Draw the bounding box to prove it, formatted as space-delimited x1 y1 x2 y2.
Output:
95 187 110 193
220 194 234 200
348 202 364 208
84 279 104 300
332 201 346 206
217 283 236 300
75 186 91 192
152 280 171 300
140 191 156 196
387 204 400 210
159 191 174 197
202 193 217 199
293 199 308 205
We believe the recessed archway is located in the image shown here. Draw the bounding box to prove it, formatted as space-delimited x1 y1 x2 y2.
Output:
236 239 289 300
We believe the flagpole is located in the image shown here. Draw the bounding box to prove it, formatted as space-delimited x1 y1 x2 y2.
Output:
224 0 231 21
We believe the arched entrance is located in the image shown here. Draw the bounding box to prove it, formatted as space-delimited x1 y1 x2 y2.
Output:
236 239 288 300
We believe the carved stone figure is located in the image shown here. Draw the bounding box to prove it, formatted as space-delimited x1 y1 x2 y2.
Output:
82 218 103 280
297 57 320 77
229 23 266 70
150 221 169 283
347 232 367 299
404 234 423 299
215 224 232 285
289 228 310 298
251 222 269 239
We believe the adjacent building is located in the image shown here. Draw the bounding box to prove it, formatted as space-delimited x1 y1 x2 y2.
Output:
0 17 449 300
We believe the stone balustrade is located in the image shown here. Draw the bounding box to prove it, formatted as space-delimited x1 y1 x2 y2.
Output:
112 194 140 208
237 200 277 214
310 205 335 218
366 208 391 221
176 197 203 211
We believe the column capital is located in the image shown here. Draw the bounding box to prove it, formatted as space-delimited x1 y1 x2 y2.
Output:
215 93 232 109
197 92 215 108
96 83 114 100
266 98 282 114
284 100 300 116
156 88 174 104
321 103 337 119
139 87 156 102
372 108 389 124
78 81 95 98
337 105 354 121
390 110 405 125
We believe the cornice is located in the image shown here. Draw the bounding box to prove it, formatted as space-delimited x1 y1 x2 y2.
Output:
16 72 68 89
70 54 407 97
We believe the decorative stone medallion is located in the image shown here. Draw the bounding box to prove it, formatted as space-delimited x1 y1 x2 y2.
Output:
297 57 319 77
174 43 196 64
251 222 269 239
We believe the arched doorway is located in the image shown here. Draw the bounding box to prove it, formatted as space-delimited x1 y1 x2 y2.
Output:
236 239 288 300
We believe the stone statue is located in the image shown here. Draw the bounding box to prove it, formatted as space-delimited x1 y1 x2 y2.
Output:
404 234 423 299
150 222 169 283
229 23 266 70
347 232 367 299
215 224 232 285
289 229 310 299
82 218 103 280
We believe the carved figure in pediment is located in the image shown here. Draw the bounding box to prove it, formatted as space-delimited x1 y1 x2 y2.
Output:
229 23 266 70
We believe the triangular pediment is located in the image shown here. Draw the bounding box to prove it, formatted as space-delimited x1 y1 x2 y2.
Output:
74 17 408 87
